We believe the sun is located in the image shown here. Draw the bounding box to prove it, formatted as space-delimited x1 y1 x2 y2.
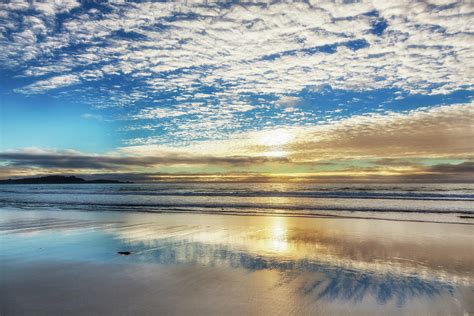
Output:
258 129 293 147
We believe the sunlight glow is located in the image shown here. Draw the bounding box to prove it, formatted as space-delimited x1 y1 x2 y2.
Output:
258 129 293 158
263 150 288 157
258 130 293 147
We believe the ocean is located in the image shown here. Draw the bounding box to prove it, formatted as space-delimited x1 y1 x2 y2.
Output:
1 182 473 223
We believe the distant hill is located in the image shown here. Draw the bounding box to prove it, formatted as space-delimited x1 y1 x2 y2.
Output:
0 175 131 184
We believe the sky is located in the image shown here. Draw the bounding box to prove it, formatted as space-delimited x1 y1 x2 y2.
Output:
0 0 473 182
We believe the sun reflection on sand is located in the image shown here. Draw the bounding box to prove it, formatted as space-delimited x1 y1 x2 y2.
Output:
106 212 474 286
268 217 289 253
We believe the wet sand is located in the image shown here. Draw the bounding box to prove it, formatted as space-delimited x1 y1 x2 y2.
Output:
1 207 473 315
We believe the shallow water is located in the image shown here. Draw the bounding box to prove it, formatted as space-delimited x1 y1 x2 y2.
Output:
1 207 473 315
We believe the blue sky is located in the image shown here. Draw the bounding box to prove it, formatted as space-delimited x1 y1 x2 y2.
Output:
0 0 473 181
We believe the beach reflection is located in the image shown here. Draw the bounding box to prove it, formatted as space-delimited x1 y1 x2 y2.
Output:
111 215 473 281
103 214 473 308
117 238 457 306
1 209 473 311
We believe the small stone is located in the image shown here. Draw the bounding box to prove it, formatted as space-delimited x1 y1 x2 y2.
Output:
117 251 131 255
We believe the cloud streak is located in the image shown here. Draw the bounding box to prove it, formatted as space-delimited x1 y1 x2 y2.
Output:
1 102 472 181
0 151 289 170
288 102 474 160
123 102 474 160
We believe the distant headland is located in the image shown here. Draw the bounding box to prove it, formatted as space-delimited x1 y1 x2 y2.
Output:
0 175 131 184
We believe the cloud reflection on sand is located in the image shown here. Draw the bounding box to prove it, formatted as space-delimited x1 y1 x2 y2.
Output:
110 216 473 283
99 215 473 307
122 238 456 307
1 209 473 310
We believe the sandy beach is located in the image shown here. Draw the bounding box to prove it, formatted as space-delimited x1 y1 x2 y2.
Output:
1 207 473 315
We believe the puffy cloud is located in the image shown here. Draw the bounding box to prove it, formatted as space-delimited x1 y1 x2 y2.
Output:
133 107 188 120
276 96 300 108
1 0 472 97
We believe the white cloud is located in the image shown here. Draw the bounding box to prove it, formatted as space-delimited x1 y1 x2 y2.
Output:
133 107 188 120
1 0 471 96
14 74 80 94
275 96 300 108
